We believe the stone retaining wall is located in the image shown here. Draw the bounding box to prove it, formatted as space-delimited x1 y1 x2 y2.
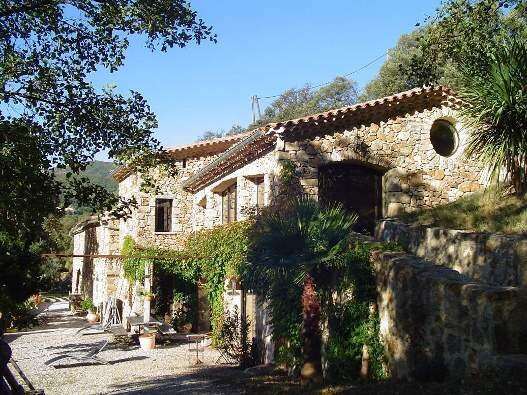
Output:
374 251 527 380
375 219 527 287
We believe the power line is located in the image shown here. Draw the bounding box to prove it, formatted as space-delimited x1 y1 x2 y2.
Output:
256 51 387 100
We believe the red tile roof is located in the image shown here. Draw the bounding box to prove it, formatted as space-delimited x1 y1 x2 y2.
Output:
114 85 456 184
263 85 456 134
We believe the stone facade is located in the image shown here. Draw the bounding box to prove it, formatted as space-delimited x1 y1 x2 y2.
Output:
376 219 527 287
72 86 495 368
374 251 527 380
71 217 120 308
277 106 486 216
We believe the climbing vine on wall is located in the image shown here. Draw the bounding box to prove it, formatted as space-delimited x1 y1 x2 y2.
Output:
121 221 251 341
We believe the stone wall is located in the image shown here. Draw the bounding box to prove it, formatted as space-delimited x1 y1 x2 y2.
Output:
118 150 278 250
277 106 487 216
192 151 278 229
118 155 218 250
374 250 527 380
71 217 121 308
375 219 527 287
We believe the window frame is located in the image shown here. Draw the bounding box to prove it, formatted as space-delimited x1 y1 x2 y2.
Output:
221 183 237 224
154 198 173 233
255 177 265 208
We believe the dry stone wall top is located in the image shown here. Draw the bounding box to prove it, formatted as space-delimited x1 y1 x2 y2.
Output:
376 219 527 287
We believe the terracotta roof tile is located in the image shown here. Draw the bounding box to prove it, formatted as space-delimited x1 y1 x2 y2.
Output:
114 85 456 185
111 132 250 181
262 85 455 133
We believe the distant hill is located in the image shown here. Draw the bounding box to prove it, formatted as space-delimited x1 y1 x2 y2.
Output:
54 160 118 193
54 161 118 212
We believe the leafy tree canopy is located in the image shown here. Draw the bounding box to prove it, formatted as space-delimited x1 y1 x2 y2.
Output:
362 0 527 99
252 76 358 127
197 124 245 142
0 0 215 327
0 0 215 213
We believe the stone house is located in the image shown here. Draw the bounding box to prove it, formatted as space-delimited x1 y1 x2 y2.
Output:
71 85 488 363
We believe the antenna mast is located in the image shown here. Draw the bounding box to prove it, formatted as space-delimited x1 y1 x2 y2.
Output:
251 95 261 123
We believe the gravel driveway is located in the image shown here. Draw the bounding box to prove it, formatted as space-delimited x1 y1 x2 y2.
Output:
5 301 243 395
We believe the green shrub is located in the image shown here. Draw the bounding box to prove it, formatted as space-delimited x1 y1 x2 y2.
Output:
400 186 527 234
122 221 251 342
81 297 95 312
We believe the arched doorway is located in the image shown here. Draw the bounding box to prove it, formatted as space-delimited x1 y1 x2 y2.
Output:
318 161 384 234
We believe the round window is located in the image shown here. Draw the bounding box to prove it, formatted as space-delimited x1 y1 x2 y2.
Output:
430 119 458 157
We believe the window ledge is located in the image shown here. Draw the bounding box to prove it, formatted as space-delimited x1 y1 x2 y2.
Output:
154 231 180 235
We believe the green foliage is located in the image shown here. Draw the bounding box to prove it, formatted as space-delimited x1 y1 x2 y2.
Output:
0 122 57 329
252 77 358 127
458 36 527 194
54 161 118 212
217 306 253 367
406 0 527 88
275 321 303 372
168 290 194 329
326 302 386 382
0 0 214 330
245 199 358 376
4 301 37 331
360 29 454 101
121 235 147 283
197 125 246 142
0 0 215 215
122 221 251 341
363 0 527 99
81 297 96 312
185 222 251 341
400 186 527 234
246 199 357 294
279 160 297 185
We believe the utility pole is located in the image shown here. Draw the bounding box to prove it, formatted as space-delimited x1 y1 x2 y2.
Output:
251 95 261 123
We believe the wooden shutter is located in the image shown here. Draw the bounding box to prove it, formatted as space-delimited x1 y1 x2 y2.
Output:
222 184 237 224
222 192 229 224
229 184 237 222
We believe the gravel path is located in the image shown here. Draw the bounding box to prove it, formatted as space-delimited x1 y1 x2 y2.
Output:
5 301 243 395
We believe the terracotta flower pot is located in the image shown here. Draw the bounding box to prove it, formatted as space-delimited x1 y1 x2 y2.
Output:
86 311 98 324
139 333 156 351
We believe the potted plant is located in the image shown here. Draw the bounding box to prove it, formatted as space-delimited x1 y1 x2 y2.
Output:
139 289 155 302
81 298 98 323
139 327 156 351
171 292 193 334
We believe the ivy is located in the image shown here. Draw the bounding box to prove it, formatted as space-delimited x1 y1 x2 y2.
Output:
121 222 251 341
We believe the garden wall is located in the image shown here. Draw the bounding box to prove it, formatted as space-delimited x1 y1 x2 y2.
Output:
375 219 527 287
374 251 527 380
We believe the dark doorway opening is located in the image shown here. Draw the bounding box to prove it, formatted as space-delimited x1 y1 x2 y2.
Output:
319 161 383 234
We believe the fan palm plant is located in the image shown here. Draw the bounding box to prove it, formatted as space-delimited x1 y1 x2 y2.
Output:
246 198 357 383
458 36 527 195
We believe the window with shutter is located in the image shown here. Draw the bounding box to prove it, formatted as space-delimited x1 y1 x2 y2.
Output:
155 198 172 232
222 184 237 224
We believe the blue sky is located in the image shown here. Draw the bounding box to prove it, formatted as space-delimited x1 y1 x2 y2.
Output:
92 0 441 152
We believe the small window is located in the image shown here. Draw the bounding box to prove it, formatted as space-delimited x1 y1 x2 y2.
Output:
222 184 237 224
155 198 172 232
182 158 187 168
255 177 265 208
430 119 458 157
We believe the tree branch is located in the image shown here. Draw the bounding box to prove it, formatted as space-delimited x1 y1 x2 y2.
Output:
0 0 60 18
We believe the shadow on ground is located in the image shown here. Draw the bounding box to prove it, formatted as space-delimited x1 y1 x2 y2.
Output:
107 365 243 395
